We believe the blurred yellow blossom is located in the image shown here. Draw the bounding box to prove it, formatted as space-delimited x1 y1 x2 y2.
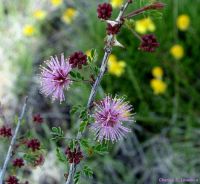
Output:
152 66 163 79
62 8 78 24
150 78 167 95
170 44 184 60
23 25 36 37
108 54 126 77
33 10 47 20
111 0 123 8
176 14 190 31
50 0 63 7
85 50 91 58
135 17 155 34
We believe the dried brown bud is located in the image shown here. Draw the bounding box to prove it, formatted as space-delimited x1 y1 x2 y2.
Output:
150 2 165 10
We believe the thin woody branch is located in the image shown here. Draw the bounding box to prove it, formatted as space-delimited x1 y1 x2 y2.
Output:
0 97 28 184
122 2 165 19
65 1 132 184
87 1 131 109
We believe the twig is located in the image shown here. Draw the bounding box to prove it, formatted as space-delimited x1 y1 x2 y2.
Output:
65 1 132 184
87 50 111 108
87 1 130 109
122 2 165 19
0 97 28 184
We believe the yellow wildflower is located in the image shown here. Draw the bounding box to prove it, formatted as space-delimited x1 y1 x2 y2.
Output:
23 25 36 37
85 50 91 58
62 8 78 24
176 14 190 31
33 10 47 20
152 66 163 79
135 17 155 34
150 78 167 95
50 0 63 7
111 0 123 8
108 54 126 77
170 44 184 60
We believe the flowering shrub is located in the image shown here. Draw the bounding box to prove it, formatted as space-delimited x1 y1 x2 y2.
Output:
0 0 199 183
1 0 179 184
36 1 164 183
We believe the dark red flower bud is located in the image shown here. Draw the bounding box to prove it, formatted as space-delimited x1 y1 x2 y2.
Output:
12 158 24 168
139 34 159 52
5 176 19 184
27 139 40 152
33 114 43 124
65 147 83 164
97 3 112 20
0 125 12 138
69 51 87 69
106 23 121 35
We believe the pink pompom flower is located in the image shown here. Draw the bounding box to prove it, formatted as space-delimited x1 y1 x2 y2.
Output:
40 54 72 102
91 96 134 142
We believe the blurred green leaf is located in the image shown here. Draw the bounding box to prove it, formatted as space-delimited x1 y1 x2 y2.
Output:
147 10 163 20
79 121 88 132
124 19 135 30
69 139 78 150
70 105 82 115
74 171 81 184
80 138 90 148
94 143 108 155
70 71 76 78
83 165 93 177
56 147 68 163
51 126 64 142
79 108 88 120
